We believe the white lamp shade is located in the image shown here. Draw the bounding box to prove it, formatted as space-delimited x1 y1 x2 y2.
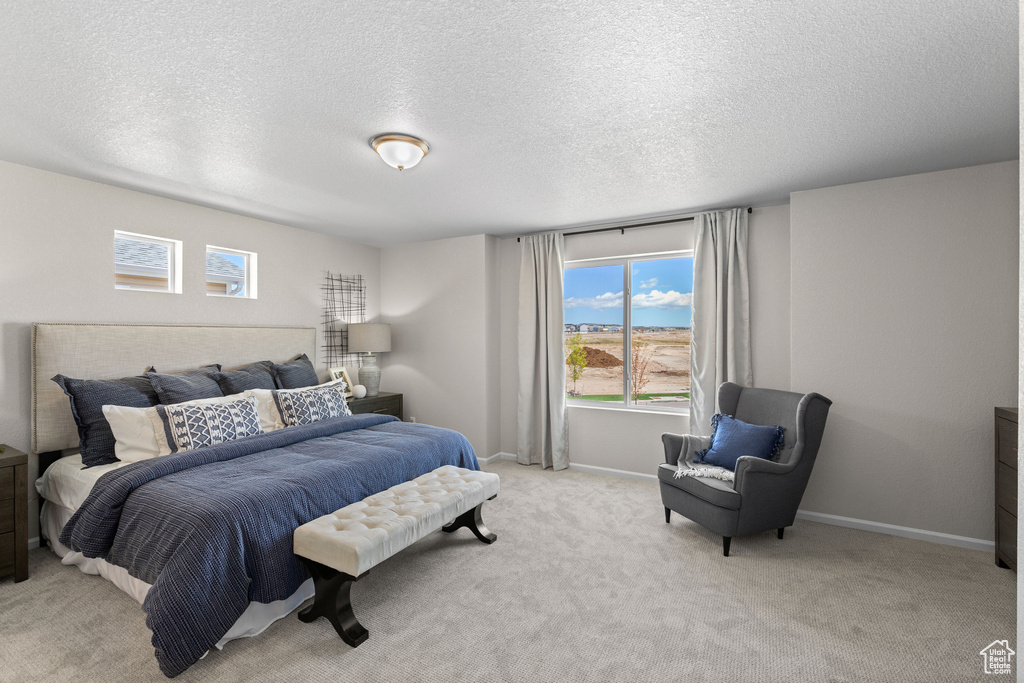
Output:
347 323 392 353
371 134 429 170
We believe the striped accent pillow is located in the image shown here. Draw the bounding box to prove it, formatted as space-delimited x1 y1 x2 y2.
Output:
151 395 264 455
272 382 352 426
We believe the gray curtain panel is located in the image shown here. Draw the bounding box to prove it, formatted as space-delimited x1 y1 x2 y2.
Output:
517 233 569 470
689 209 753 435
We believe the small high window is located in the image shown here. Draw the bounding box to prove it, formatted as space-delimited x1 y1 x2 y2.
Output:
206 246 257 298
114 231 182 293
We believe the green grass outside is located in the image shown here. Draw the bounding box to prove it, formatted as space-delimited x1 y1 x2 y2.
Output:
572 392 690 402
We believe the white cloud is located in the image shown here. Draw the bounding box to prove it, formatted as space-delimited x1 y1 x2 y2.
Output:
564 291 624 310
631 289 692 310
639 278 658 289
565 289 692 311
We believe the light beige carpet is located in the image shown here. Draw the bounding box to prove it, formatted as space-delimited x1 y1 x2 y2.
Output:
0 459 1015 682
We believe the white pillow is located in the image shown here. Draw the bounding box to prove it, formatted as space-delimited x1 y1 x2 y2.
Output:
102 404 162 462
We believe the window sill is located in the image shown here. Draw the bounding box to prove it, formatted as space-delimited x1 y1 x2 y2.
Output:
567 402 689 417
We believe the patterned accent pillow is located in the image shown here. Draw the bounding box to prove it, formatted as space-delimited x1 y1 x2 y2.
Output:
150 395 264 455
272 382 352 427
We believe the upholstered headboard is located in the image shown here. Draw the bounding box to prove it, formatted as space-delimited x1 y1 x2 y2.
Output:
32 323 317 453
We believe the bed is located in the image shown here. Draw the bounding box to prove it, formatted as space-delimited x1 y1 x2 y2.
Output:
32 323 480 678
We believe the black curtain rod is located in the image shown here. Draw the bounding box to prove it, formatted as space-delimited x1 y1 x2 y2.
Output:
516 207 751 242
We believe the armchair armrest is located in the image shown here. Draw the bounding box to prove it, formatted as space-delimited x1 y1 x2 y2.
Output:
661 432 711 466
733 456 796 496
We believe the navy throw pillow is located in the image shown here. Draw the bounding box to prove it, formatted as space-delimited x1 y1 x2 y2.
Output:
270 353 319 389
52 373 160 467
212 361 276 395
697 414 785 472
147 365 224 404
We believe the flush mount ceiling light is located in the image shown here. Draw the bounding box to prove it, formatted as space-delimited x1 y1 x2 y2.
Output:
370 134 429 171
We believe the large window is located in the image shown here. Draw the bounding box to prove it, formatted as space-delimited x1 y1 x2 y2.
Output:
564 253 693 410
114 230 182 293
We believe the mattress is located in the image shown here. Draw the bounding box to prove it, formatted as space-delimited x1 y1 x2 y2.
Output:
36 454 314 649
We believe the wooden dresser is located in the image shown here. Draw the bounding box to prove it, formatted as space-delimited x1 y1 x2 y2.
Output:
0 444 28 582
995 407 1018 570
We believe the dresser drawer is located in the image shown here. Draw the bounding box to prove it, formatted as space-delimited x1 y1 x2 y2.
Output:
997 462 1018 512
0 497 12 535
997 506 1017 568
0 466 12 501
997 418 1018 468
0 531 13 575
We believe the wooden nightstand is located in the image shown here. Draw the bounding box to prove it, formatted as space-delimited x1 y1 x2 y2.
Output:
995 407 1018 570
348 392 403 421
0 444 28 582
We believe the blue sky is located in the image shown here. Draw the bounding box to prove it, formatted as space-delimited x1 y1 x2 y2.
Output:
564 257 693 327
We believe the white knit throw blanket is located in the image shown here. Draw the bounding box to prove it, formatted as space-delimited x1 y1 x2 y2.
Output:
674 461 735 483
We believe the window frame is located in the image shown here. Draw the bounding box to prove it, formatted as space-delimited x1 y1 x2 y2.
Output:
564 249 693 414
205 245 258 299
113 230 183 294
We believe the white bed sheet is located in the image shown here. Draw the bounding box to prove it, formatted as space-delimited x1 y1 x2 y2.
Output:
37 455 314 650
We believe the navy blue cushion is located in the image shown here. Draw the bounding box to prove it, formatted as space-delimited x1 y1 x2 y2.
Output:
147 365 224 404
52 373 160 467
212 361 276 395
697 414 785 471
270 354 319 389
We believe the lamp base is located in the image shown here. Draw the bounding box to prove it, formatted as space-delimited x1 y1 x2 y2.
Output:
358 354 381 397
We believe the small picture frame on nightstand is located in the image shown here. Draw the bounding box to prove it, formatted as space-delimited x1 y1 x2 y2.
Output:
329 367 355 398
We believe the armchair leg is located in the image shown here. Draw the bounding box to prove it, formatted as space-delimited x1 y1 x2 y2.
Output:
778 528 785 540
664 507 671 524
723 537 731 557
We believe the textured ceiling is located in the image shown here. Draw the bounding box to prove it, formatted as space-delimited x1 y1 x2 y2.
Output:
0 1 1017 246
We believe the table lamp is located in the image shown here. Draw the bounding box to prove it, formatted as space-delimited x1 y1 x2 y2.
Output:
347 323 391 397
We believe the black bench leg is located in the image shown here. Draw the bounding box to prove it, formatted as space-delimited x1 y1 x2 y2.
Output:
442 498 497 544
297 558 369 647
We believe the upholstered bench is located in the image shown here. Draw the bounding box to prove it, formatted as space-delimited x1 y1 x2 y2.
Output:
293 465 500 646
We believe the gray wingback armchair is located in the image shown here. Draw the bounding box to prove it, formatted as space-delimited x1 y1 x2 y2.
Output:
660 382 832 556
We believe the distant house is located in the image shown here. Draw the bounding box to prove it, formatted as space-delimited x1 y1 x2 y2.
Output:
113 236 171 291
205 252 246 296
564 324 579 334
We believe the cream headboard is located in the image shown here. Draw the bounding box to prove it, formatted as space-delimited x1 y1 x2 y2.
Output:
32 323 317 453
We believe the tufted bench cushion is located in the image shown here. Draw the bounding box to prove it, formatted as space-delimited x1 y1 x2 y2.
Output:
294 466 500 577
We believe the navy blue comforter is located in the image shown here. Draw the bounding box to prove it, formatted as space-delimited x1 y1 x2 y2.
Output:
60 414 479 677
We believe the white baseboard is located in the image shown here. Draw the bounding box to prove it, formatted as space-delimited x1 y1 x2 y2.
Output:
479 452 516 465
794 510 993 552
557 460 993 552
567 462 658 482
29 536 40 550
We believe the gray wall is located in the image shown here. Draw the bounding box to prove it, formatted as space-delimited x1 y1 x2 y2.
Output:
0 161 381 539
791 161 1019 541
380 234 501 459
